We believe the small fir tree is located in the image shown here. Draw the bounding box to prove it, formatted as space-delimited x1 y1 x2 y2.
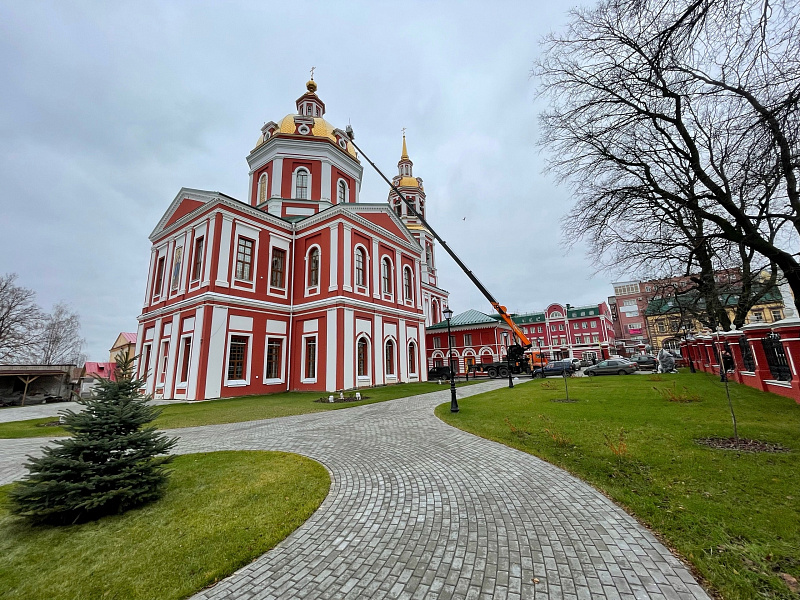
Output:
10 355 177 525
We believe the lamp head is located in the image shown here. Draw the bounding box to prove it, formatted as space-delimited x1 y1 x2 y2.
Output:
443 307 453 321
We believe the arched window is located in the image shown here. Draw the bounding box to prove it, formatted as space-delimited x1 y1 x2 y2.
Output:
307 247 320 288
403 267 413 302
295 168 309 199
258 173 268 203
355 247 366 287
381 257 393 295
395 203 403 218
408 341 417 375
338 180 347 203
385 340 395 376
357 337 369 377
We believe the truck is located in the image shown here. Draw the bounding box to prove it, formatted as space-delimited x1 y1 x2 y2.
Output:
345 125 546 380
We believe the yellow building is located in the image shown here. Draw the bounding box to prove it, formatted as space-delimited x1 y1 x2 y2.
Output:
109 332 137 363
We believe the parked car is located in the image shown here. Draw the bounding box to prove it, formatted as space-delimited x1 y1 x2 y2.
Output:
427 366 453 380
584 359 638 376
628 355 658 370
532 360 576 378
570 358 582 371
580 357 595 367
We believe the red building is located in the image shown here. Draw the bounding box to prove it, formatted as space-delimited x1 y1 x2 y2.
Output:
425 303 615 373
135 80 449 399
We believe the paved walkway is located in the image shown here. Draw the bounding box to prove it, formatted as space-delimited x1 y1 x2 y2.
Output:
0 380 709 600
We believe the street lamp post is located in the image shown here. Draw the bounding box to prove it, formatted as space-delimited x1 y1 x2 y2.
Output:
443 307 458 413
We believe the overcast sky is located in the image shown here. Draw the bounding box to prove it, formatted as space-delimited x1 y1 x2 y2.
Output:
0 0 613 361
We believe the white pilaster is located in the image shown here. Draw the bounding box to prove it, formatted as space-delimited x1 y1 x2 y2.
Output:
321 160 331 201
374 314 384 385
216 215 233 287
344 308 355 389
328 224 338 292
204 306 228 399
418 322 428 381
343 225 352 291
271 158 283 197
399 319 408 381
187 306 204 400
164 314 180 398
146 317 162 396
202 217 214 286
326 308 337 391
372 239 380 299
395 249 403 303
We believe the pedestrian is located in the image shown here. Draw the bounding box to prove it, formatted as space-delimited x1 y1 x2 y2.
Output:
720 348 734 382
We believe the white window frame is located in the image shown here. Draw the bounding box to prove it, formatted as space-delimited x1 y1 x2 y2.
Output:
175 334 193 388
224 332 252 387
408 340 418 377
140 342 153 383
403 265 414 305
305 244 322 296
156 339 170 390
384 337 397 379
301 334 318 383
381 255 394 300
233 230 259 287
258 172 268 204
591 321 597 328
356 335 371 381
337 178 349 204
293 167 311 200
354 244 369 294
263 335 287 384
267 238 290 298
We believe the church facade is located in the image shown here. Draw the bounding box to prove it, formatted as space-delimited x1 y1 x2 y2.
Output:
135 80 449 399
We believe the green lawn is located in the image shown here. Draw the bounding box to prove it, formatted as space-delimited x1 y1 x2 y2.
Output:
0 380 477 439
436 371 800 600
0 450 329 600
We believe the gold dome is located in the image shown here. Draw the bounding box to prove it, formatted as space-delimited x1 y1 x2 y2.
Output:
398 176 421 188
306 79 317 93
254 114 357 158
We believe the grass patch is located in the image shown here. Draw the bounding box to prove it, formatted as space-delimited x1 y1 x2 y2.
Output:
436 371 800 600
0 450 329 600
0 380 477 438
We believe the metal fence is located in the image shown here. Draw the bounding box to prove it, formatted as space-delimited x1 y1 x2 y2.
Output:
761 332 792 381
738 335 756 372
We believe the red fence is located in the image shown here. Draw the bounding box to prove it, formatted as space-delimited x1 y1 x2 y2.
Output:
680 318 800 403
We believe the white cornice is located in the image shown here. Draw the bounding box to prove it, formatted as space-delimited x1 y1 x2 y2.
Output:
247 137 363 179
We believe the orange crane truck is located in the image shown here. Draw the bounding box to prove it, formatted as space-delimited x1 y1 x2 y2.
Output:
346 126 547 380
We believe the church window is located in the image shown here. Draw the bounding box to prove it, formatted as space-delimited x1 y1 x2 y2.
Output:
385 340 395 376
395 202 403 218
381 257 393 295
357 337 369 377
270 248 286 289
355 247 366 287
403 267 413 302
433 337 441 349
408 341 417 375
158 340 170 384
464 334 472 346
315 107 320 116
258 173 268 203
179 336 192 383
235 237 254 282
303 336 317 380
307 247 320 288
338 180 347 203
191 236 204 281
170 246 183 291
295 168 309 199
265 338 282 380
227 336 248 381
153 256 166 297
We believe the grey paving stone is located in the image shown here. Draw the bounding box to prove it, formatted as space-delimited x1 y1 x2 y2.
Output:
0 379 712 599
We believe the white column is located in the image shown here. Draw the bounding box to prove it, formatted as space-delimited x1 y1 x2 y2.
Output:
395 249 403 303
144 249 156 305
399 319 408 381
216 215 233 287
321 160 332 201
328 224 338 292
146 317 162 396
204 306 228 399
326 308 337 391
373 314 384 385
134 321 145 378
271 158 283 198
187 306 204 400
202 217 214 286
342 225 352 291
343 308 354 389
415 258 422 310
418 322 428 381
372 239 380 299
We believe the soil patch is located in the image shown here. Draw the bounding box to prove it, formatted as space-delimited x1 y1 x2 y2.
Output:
695 437 790 453
550 398 579 403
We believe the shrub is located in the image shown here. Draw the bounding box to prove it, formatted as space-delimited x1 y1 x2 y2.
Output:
10 356 177 525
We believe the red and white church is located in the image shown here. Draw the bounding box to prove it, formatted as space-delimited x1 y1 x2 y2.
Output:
135 80 449 399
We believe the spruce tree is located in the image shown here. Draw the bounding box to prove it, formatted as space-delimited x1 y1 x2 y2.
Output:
10 355 177 525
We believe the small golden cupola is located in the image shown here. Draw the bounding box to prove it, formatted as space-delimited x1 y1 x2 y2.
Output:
296 76 326 118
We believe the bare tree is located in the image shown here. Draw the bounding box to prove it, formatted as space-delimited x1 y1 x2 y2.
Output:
0 274 42 363
536 0 800 311
27 303 86 366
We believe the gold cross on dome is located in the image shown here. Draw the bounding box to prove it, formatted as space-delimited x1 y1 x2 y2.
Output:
310 66 316 80
401 127 406 136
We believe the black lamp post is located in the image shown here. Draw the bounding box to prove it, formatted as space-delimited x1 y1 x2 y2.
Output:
443 307 458 413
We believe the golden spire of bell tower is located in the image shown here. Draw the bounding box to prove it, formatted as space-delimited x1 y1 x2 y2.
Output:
401 128 409 160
